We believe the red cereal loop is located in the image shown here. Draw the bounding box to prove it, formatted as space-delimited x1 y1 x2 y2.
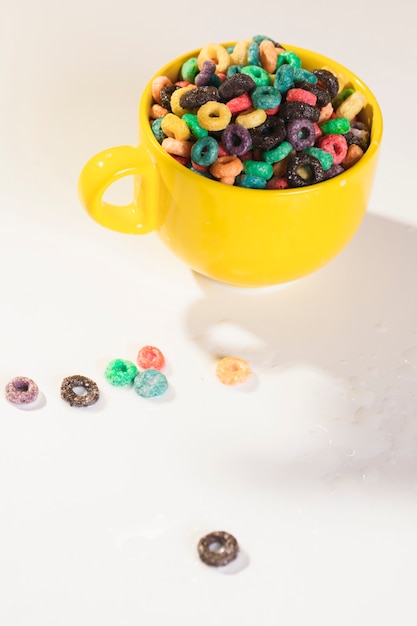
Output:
317 134 348 165
266 176 289 189
137 345 166 370
216 356 251 386
286 88 317 106
226 94 252 114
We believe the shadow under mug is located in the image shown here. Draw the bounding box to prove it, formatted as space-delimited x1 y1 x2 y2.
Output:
78 43 383 288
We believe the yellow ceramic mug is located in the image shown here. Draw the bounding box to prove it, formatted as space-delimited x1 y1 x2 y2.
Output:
78 43 383 287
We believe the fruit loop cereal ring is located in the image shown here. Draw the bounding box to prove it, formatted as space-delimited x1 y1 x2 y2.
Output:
137 345 166 370
320 117 350 135
318 102 334 123
180 57 199 83
197 531 239 567
342 143 364 169
229 38 251 66
215 356 251 385
149 104 168 119
151 76 172 105
241 65 270 87
197 44 231 73
286 87 317 106
235 108 267 129
191 136 219 166
196 60 217 87
287 118 316 151
259 38 280 73
336 90 367 121
180 86 220 109
250 117 286 151
182 113 208 139
244 159 273 180
317 134 348 165
60 375 99 407
313 69 339 99
274 64 294 93
236 173 266 188
221 124 252 156
197 101 232 131
159 84 180 111
170 85 197 117
104 359 138 386
210 155 243 180
293 68 318 84
161 137 193 158
278 101 320 123
161 113 191 141
5 376 39 405
286 153 325 187
218 73 256 101
225 93 252 115
263 140 293 164
133 369 168 398
251 85 281 110
294 80 331 107
304 146 334 171
277 50 301 68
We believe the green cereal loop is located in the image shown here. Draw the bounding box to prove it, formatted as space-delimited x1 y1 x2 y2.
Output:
247 41 261 66
293 68 318 84
182 113 208 139
227 65 242 77
180 57 199 83
236 174 267 189
263 140 293 164
241 65 270 86
332 88 355 109
151 118 166 143
191 136 219 167
251 85 281 110
304 147 334 171
105 359 138 386
320 117 350 135
243 159 273 180
277 50 302 68
274 64 294 93
133 369 168 398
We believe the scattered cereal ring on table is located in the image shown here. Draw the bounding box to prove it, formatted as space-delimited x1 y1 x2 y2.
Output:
197 531 239 567
133 369 168 398
60 375 99 407
137 345 166 370
215 356 251 385
104 359 138 386
5 376 39 405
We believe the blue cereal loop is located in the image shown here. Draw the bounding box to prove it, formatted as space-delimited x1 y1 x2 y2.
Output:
247 41 261 66
293 67 318 84
235 173 267 189
227 65 243 77
274 64 294 93
151 118 166 142
251 85 281 110
133 369 168 398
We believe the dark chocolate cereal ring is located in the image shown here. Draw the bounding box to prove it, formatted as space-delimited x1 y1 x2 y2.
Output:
197 531 239 567
60 375 99 407
249 116 286 150
5 376 39 405
159 84 180 111
278 100 320 123
286 153 325 187
312 69 339 100
180 86 220 109
218 73 256 101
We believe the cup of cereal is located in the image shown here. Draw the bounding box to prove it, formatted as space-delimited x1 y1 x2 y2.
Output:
78 36 383 287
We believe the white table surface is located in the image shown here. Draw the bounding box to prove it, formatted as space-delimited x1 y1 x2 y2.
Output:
1 2 417 625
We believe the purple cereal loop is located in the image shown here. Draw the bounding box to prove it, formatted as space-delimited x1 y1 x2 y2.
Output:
221 124 252 156
286 118 316 150
5 376 39 404
196 60 216 87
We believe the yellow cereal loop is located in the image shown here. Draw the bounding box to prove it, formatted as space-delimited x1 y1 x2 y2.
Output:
161 113 191 141
336 91 366 120
235 108 267 129
170 85 197 117
197 44 231 73
197 101 232 131
229 39 252 66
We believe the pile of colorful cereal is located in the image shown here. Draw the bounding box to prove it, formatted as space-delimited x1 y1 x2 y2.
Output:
149 35 370 189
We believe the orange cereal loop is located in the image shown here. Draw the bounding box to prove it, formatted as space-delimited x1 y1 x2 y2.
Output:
150 103 169 119
318 102 333 123
342 143 364 169
210 155 243 179
220 175 236 185
197 44 231 73
259 39 279 74
216 357 251 386
151 76 172 105
170 85 197 117
161 137 193 158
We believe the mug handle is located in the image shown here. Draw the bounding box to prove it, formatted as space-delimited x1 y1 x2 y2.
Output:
78 144 159 234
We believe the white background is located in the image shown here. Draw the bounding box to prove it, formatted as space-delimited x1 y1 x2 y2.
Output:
1 2 417 625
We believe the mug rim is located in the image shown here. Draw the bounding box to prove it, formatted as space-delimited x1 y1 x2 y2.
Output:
139 42 383 195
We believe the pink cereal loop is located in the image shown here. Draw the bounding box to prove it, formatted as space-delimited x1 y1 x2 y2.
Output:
318 102 334 123
216 357 251 386
5 376 39 405
318 134 348 164
286 88 317 106
137 345 166 370
161 137 193 158
151 76 172 105
226 94 252 114
210 155 243 179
